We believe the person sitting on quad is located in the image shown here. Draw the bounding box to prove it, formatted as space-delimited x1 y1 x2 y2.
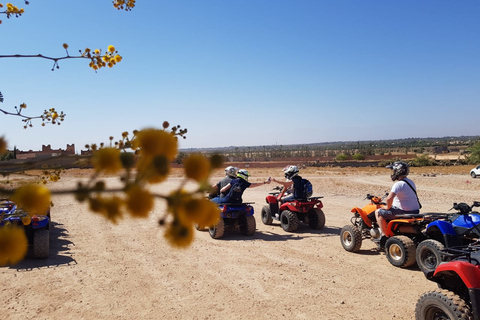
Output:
271 165 308 205
212 169 270 204
209 166 238 200
375 161 421 239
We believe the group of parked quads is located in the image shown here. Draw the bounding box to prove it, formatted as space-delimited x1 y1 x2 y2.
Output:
0 199 51 260
201 188 480 319
339 193 480 320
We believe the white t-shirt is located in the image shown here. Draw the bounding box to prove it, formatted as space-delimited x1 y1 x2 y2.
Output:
391 178 420 211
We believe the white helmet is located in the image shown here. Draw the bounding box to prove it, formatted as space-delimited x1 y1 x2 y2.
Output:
237 169 250 181
283 165 299 180
225 166 238 178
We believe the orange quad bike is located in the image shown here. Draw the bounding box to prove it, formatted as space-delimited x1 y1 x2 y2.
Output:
340 193 441 268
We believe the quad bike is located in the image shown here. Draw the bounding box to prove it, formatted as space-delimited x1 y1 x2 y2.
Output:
415 243 480 320
208 202 256 239
416 201 480 274
260 186 325 232
340 194 441 268
0 199 50 259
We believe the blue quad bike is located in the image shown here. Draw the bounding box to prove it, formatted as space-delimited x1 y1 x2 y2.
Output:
416 201 480 273
208 202 256 239
0 199 51 259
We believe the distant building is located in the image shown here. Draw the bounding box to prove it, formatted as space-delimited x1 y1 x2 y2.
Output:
16 144 76 160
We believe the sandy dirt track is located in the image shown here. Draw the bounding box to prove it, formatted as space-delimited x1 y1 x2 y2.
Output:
1 165 480 320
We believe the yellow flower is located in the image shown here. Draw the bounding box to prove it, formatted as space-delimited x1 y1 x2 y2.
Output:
164 219 194 248
0 136 7 154
19 103 26 109
91 148 123 174
12 184 51 216
108 45 116 53
102 196 124 223
132 128 178 160
125 185 153 218
21 215 31 226
89 196 124 224
183 198 219 227
0 226 28 266
183 154 211 182
114 55 122 62
62 43 69 49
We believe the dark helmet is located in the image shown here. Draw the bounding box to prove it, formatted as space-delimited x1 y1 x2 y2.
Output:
387 161 409 181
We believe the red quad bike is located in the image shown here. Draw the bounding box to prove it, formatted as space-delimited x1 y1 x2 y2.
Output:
261 186 325 232
340 193 441 268
415 243 480 320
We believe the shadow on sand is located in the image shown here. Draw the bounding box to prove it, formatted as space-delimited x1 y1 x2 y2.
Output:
9 221 77 271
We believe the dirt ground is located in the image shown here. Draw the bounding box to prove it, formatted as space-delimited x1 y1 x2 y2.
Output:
1 165 479 320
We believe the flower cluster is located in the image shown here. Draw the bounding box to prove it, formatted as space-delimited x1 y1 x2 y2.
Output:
113 0 135 11
75 123 222 247
75 44 122 71
0 3 25 24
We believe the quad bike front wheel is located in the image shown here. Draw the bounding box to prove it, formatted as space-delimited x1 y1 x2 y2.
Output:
239 215 256 236
209 219 225 239
280 210 299 232
308 208 326 230
416 239 446 274
415 289 473 320
261 205 273 225
385 235 417 268
340 225 362 252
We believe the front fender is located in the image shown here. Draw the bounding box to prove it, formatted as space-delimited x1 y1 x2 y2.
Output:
433 260 480 289
351 207 373 228
265 195 278 205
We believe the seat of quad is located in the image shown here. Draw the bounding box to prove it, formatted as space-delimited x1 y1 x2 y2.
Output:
389 213 425 219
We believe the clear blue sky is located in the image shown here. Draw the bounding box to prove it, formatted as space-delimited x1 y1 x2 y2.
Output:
1 0 479 153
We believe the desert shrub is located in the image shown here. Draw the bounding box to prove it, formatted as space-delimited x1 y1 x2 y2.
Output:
335 154 348 161
466 141 480 164
410 154 437 167
352 153 364 160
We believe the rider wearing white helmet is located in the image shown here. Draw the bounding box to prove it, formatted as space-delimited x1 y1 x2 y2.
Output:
374 161 421 246
210 166 238 199
271 165 306 204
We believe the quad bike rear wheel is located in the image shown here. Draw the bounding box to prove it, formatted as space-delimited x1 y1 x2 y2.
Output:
280 210 299 232
32 228 49 259
416 239 446 274
415 289 473 320
261 205 273 225
308 208 326 230
385 235 417 268
209 219 225 239
239 215 256 236
340 225 362 252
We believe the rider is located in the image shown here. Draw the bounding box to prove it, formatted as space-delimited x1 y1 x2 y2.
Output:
210 166 238 200
375 161 421 242
212 169 270 204
271 165 307 204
